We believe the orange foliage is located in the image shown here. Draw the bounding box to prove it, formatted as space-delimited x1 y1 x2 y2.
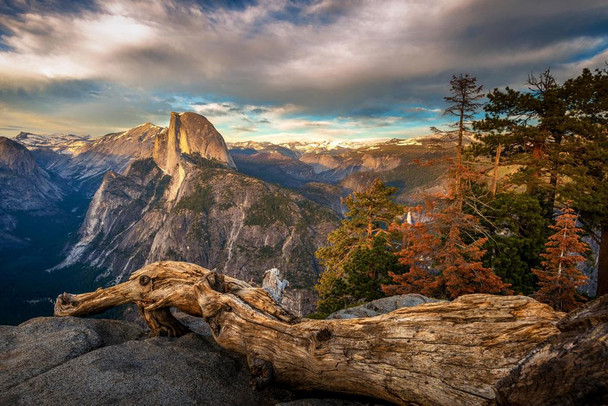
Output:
532 206 589 312
383 198 511 300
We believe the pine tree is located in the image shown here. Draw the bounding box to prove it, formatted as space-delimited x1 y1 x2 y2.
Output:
315 179 403 315
560 68 608 296
384 74 509 300
433 74 484 208
479 192 549 295
532 206 589 312
383 203 442 298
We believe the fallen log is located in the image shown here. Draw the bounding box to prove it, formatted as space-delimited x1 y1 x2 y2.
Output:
54 261 565 405
494 294 608 405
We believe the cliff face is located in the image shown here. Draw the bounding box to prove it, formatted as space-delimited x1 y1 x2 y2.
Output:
44 123 165 196
153 112 236 175
0 137 66 249
56 113 337 315
0 137 63 210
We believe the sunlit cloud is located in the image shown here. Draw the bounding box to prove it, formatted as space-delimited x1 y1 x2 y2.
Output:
0 0 606 140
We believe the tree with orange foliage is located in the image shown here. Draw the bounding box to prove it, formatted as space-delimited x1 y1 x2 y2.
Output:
532 206 589 312
383 197 510 300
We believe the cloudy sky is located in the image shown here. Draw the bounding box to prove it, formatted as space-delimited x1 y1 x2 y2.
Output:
1 0 607 142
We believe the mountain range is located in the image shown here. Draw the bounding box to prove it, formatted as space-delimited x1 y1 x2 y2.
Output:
0 112 454 323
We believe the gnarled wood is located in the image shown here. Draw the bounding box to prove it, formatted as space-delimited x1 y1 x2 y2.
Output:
54 261 296 336
55 261 565 405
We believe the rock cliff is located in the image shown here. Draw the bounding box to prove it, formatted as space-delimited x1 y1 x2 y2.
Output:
153 112 236 176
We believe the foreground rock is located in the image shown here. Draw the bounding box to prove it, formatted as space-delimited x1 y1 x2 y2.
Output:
0 317 283 405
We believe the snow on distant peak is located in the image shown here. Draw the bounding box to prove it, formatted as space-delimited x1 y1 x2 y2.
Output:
15 132 92 154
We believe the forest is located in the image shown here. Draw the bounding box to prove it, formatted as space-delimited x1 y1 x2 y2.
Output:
314 67 608 317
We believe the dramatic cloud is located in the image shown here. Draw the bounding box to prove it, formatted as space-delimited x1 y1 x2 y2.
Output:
0 0 606 139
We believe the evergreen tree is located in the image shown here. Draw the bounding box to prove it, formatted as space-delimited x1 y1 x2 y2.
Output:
385 74 509 300
383 203 442 298
560 68 608 296
315 179 403 315
475 67 608 297
474 69 572 210
532 206 589 312
480 192 549 295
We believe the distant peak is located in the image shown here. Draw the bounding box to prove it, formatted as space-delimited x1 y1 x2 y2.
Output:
152 111 236 174
0 136 27 150
15 131 33 139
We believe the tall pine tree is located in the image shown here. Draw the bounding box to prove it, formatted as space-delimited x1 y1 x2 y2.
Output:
433 74 484 208
315 179 403 315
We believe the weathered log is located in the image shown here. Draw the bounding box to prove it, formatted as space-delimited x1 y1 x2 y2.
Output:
194 272 561 405
54 261 296 336
54 261 563 405
494 294 608 405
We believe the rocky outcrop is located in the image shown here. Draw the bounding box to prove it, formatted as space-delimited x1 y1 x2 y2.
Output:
327 293 440 319
154 112 235 176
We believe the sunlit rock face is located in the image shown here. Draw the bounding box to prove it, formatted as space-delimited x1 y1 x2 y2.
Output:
153 112 236 176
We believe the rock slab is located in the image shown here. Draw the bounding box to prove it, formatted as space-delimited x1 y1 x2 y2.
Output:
0 317 280 405
327 293 440 319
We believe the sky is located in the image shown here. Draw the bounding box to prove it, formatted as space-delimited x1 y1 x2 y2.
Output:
0 0 607 142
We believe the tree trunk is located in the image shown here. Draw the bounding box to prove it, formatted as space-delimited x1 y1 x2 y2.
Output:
597 224 608 297
54 261 296 335
491 143 502 198
54 261 562 405
456 107 464 211
527 142 544 195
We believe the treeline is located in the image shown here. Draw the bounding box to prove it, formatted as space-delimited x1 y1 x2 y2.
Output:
314 67 608 316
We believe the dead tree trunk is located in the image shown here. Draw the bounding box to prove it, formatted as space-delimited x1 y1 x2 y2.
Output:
54 261 295 336
195 272 560 405
54 261 562 405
